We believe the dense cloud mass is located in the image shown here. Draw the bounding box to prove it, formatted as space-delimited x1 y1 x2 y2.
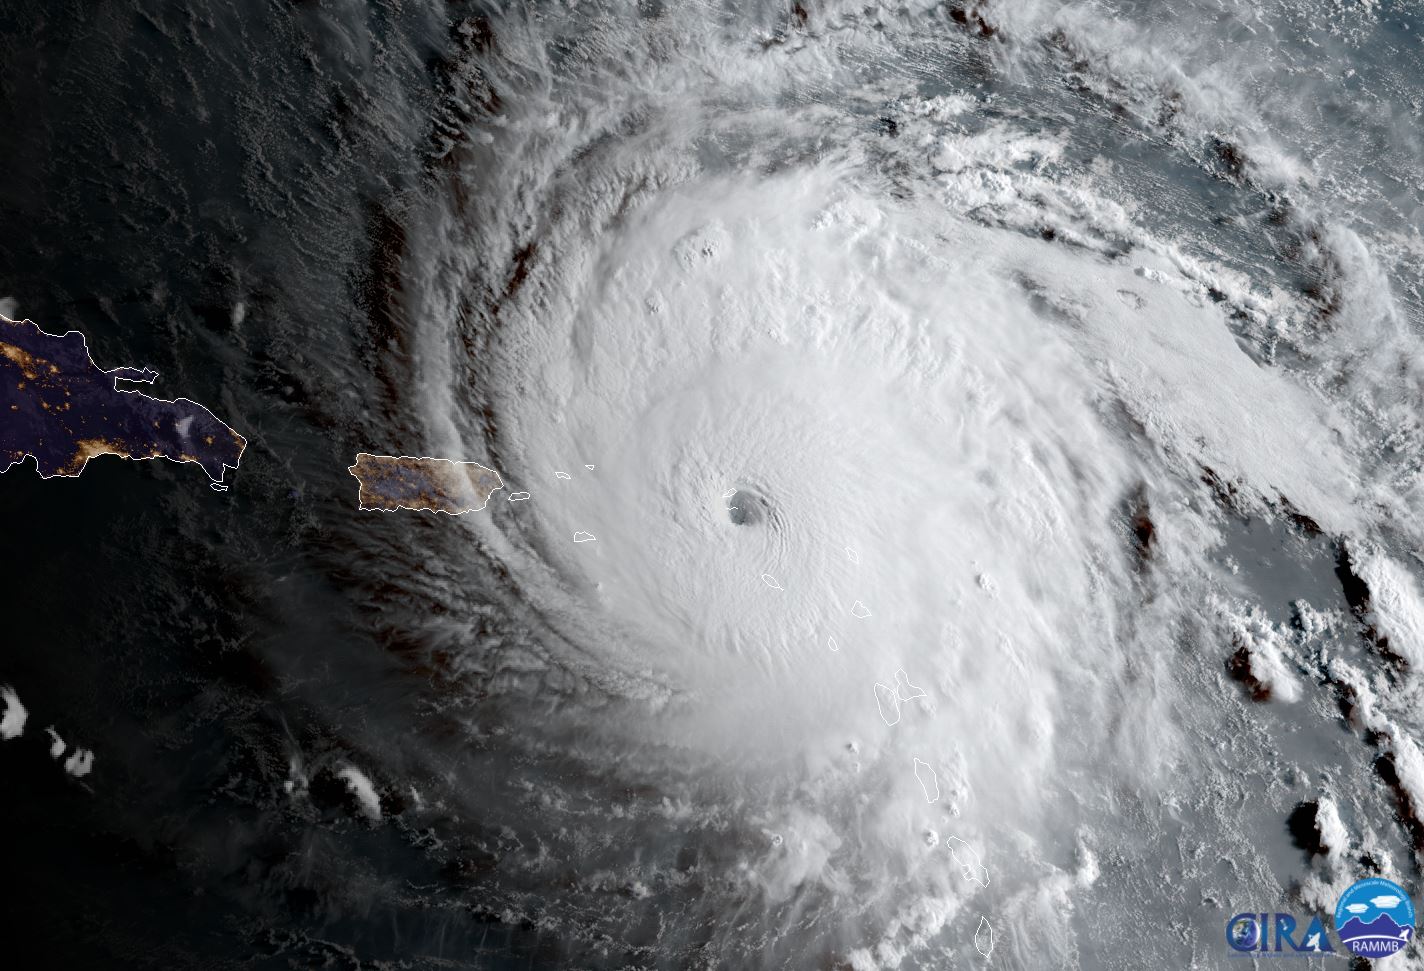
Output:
3 0 1424 967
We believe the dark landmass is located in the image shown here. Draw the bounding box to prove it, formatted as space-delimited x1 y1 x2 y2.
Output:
348 452 503 515
0 314 246 487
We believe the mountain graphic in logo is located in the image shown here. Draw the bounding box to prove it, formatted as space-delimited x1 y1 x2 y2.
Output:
1335 877 1416 959
1338 913 1412 945
1338 905 1406 951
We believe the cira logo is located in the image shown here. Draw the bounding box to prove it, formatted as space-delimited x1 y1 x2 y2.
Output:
1225 912 1334 955
1334 877 1415 959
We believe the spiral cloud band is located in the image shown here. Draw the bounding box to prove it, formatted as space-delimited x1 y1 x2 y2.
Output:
337 1 1424 966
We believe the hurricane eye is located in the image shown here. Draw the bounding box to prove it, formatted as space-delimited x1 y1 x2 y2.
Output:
726 489 764 526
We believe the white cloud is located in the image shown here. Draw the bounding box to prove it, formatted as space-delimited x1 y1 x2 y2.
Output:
0 686 26 740
64 748 94 778
1355 552 1424 668
283 755 309 797
1314 797 1350 861
336 765 382 821
1370 895 1402 909
1346 903 1369 914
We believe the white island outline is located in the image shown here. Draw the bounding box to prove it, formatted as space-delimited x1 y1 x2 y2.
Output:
347 452 505 516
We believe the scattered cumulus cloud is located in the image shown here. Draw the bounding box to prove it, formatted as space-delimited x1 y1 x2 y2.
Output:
64 748 94 778
0 686 26 739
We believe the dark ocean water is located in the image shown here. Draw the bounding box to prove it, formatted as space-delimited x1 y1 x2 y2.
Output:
4 1 1424 968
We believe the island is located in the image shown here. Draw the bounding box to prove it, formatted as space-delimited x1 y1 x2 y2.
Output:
348 452 504 515
0 314 246 489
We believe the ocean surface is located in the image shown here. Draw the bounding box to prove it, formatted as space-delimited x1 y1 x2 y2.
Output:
2 1 1424 967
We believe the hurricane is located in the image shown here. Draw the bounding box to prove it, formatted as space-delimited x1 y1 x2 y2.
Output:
274 1 1424 966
